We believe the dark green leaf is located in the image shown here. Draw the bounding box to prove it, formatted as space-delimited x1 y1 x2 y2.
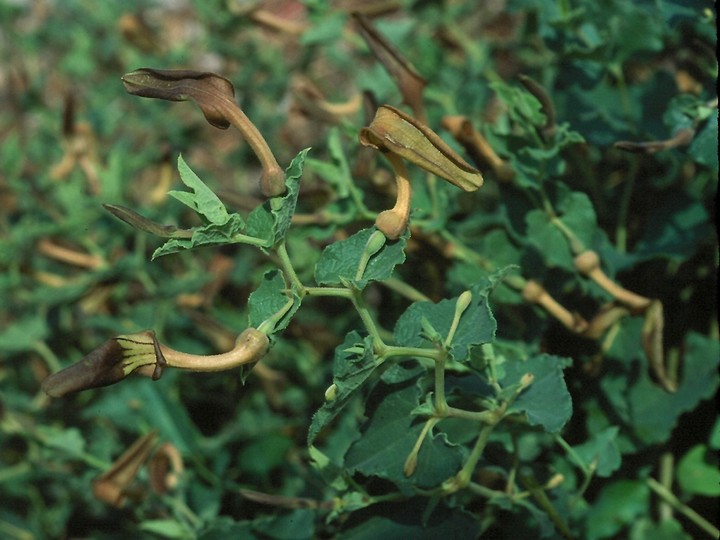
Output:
314 227 408 289
344 380 463 490
628 332 719 444
502 354 572 433
248 270 300 334
586 480 649 540
393 287 496 361
308 331 376 445
572 427 622 477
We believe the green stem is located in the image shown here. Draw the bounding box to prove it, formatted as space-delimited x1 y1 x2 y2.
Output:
434 353 448 416
446 406 495 423
33 340 62 373
616 156 639 253
275 241 305 295
658 452 674 521
304 286 354 299
381 345 443 361
647 477 719 539
443 423 495 492
481 342 502 394
232 233 275 248
381 277 431 302
351 289 387 353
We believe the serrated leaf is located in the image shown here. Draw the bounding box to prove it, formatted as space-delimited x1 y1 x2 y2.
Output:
152 213 245 259
246 148 309 248
572 426 621 477
314 227 408 289
248 270 300 334
393 287 496 361
172 155 230 225
502 354 572 433
344 381 463 490
308 332 376 445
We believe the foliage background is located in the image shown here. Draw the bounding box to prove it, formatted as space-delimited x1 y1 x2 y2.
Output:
0 0 717 539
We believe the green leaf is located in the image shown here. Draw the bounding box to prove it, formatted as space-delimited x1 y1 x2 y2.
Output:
676 444 720 497
0 316 48 353
340 499 480 540
246 148 310 248
502 354 572 433
314 227 408 289
629 518 692 540
308 331 376 445
36 426 86 459
628 332 719 444
709 417 720 450
572 427 621 477
630 190 713 264
251 509 315 540
140 519 194 539
393 287 496 361
198 518 257 540
525 187 598 270
489 79 547 128
172 155 230 225
152 213 245 259
585 480 650 540
689 114 718 172
344 380 463 491
248 270 300 334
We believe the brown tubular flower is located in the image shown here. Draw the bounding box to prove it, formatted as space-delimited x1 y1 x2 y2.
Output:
352 12 427 121
41 331 165 398
518 74 557 141
93 431 158 507
41 328 269 397
614 128 695 154
360 105 483 239
121 68 285 197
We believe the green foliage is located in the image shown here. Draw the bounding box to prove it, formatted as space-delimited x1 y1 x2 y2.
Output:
1 1 717 539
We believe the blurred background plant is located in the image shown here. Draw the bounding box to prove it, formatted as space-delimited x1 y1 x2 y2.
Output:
0 0 717 538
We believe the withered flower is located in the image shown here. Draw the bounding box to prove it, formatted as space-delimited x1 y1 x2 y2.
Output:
93 431 158 507
360 105 483 191
121 68 285 197
359 105 483 239
352 12 427 121
614 128 695 154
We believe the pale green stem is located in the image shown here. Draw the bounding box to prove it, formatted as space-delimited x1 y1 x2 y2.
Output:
275 241 305 295
434 353 448 416
381 277 431 302
647 477 719 539
658 452 674 521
